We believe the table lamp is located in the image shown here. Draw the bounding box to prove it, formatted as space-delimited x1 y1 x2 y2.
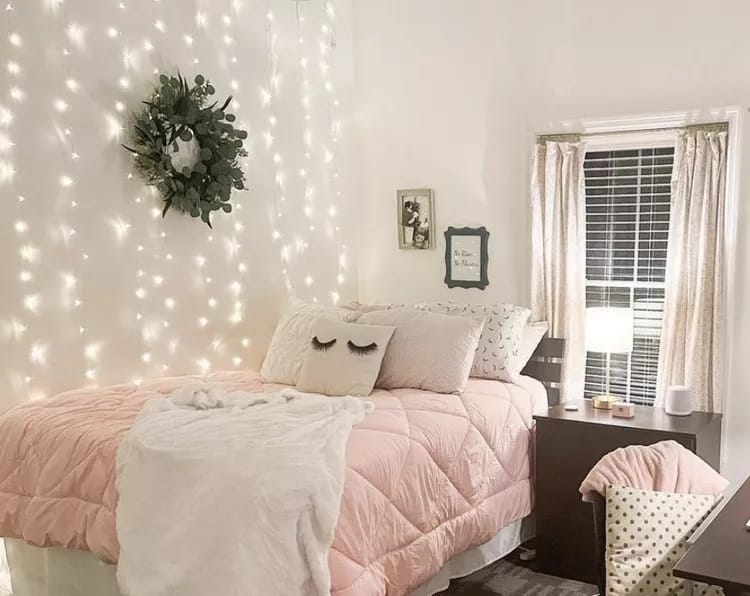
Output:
585 307 634 410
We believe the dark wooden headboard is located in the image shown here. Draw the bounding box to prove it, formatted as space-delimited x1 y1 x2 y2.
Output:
521 336 565 406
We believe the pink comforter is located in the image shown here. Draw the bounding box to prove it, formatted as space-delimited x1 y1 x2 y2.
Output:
0 371 541 595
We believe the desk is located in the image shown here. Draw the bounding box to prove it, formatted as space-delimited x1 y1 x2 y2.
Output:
674 477 750 595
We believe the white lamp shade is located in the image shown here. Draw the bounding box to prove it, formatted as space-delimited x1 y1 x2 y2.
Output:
585 307 634 353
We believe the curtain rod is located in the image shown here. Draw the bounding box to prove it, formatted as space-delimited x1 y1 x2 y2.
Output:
537 121 729 143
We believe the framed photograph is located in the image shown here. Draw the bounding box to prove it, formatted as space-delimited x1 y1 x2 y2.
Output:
397 189 435 250
444 226 490 290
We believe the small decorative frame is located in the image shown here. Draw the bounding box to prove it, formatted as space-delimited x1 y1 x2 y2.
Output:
397 188 435 250
444 226 490 290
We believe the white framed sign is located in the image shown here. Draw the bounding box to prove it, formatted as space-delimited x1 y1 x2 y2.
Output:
443 226 489 290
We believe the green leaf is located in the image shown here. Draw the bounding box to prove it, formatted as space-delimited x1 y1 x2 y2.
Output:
226 114 236 122
159 74 169 85
182 166 192 176
179 129 193 142
222 203 232 213
168 124 184 144
206 84 215 95
162 200 173 218
195 74 205 86
134 125 155 142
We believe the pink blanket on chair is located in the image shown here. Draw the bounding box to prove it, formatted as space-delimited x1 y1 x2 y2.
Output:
0 371 545 595
579 440 728 502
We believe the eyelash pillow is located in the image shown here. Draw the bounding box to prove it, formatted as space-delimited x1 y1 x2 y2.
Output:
260 300 360 385
358 308 485 394
296 318 396 397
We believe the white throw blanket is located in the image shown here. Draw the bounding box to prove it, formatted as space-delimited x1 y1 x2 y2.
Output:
115 385 372 596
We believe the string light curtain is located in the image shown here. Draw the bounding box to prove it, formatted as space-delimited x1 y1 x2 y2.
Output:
530 138 587 403
0 0 354 413
656 126 728 413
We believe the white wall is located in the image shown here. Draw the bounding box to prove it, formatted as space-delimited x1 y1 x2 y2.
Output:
0 0 356 410
352 0 750 485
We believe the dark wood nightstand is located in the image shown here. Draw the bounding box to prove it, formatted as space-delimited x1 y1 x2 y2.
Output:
533 401 722 584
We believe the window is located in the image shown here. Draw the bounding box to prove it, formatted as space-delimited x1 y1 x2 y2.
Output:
583 146 674 405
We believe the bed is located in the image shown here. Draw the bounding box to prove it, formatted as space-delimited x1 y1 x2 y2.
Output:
0 345 559 595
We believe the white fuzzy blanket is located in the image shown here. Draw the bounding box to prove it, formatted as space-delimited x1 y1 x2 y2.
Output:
115 385 371 596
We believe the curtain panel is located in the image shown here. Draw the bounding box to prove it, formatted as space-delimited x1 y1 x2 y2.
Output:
657 128 728 413
531 140 587 403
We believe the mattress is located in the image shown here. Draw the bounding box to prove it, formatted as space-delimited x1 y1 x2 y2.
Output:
0 372 547 595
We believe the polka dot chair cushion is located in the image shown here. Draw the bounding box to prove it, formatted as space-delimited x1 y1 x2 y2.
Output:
605 485 724 596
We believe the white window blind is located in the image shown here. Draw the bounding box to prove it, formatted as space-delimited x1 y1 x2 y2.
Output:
583 146 674 405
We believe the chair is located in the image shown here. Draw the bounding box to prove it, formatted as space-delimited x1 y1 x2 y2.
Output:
591 492 607 595
579 441 728 596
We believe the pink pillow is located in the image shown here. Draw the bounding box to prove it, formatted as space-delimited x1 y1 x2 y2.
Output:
358 308 485 394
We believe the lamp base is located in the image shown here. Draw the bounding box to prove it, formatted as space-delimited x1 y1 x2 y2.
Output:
592 395 617 410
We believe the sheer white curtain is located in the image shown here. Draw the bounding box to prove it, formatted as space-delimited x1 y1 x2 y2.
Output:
531 139 587 403
657 127 728 413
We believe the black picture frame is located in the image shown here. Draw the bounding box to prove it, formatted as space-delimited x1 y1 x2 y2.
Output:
444 226 490 290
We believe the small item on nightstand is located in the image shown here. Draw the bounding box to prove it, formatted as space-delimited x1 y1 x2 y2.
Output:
612 401 635 418
564 402 579 412
592 395 615 410
666 385 693 416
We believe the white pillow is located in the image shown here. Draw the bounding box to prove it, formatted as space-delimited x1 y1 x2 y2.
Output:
416 303 531 382
606 485 722 596
260 300 359 385
296 318 395 397
358 308 485 394
509 321 549 378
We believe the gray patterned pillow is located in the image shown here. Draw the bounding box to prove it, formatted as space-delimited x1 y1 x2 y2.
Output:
605 485 723 596
416 303 531 382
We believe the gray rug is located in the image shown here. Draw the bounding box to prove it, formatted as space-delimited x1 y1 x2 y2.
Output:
440 559 598 595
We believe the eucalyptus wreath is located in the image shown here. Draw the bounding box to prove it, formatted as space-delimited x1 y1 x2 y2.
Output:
123 73 248 228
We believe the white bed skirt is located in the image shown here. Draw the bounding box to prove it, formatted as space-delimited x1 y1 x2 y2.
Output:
4 516 533 596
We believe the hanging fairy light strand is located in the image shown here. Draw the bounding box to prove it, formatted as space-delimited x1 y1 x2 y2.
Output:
4 2 38 398
55 0 89 383
263 0 294 296
293 0 319 303
224 0 250 370
319 0 347 302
